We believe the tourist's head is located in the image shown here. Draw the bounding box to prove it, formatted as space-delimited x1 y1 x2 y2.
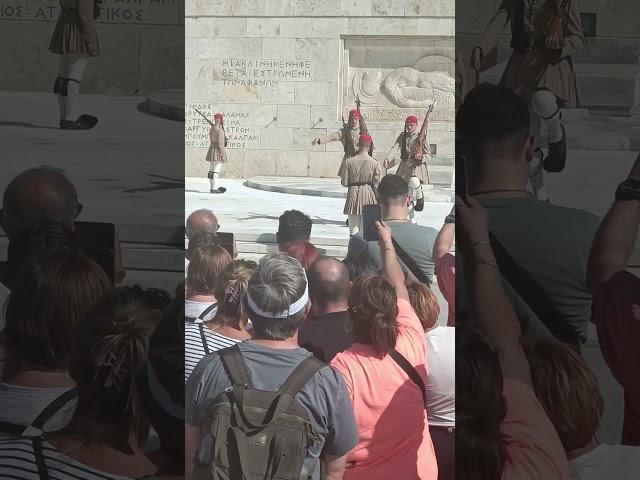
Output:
185 208 219 240
211 259 257 330
283 240 319 271
214 113 223 126
185 244 232 297
277 209 312 249
456 84 534 188
406 115 418 134
348 109 359 128
2 166 81 239
524 340 603 453
245 253 310 341
378 174 411 215
186 230 219 261
308 256 351 313
4 250 112 374
406 282 440 331
67 289 158 454
348 273 398 357
456 324 506 480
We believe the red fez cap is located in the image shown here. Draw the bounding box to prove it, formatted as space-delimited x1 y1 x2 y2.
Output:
349 109 360 118
359 134 372 143
214 113 223 119
406 115 418 124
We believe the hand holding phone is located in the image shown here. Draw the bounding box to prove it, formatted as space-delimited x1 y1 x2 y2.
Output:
362 204 382 242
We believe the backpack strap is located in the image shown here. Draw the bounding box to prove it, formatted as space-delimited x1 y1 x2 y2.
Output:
278 356 325 396
198 323 211 356
219 344 252 388
30 388 79 431
389 349 427 408
390 236 431 286
33 436 50 480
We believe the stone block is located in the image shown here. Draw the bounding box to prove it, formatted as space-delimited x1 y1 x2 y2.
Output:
223 82 262 104
372 0 406 16
186 37 198 59
247 105 280 127
197 37 216 59
276 151 311 176
262 82 296 104
309 152 342 177
186 59 213 83
279 18 315 38
295 38 340 63
244 149 278 176
278 105 312 128
406 0 454 16
221 149 246 177
263 38 297 59
311 18 349 38
260 127 294 150
185 17 213 38
311 105 342 128
295 82 330 105
416 18 454 36
231 0 267 16
187 0 233 16
340 0 372 16
212 18 248 37
293 128 322 149
246 18 281 37
265 0 298 16
348 17 417 36
216 38 263 60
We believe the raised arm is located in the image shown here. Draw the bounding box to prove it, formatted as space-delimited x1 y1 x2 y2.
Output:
457 195 531 386
375 221 409 302
587 153 640 290
433 206 455 262
313 129 343 146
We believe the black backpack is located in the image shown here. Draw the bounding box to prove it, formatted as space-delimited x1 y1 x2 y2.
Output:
193 345 325 480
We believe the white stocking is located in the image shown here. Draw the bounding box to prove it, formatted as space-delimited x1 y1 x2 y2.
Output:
210 162 223 190
61 53 88 120
348 214 362 236
532 89 563 144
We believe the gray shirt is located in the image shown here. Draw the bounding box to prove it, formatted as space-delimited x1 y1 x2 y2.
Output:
349 221 438 283
185 341 358 479
457 197 599 343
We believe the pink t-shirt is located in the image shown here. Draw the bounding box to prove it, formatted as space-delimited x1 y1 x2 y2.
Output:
501 379 570 480
331 299 437 480
435 253 456 326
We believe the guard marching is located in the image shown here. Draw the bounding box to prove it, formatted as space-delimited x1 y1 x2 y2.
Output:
312 110 361 178
342 134 381 236
206 113 229 194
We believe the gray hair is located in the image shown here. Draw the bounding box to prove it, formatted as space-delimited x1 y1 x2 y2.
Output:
185 208 218 239
246 253 309 340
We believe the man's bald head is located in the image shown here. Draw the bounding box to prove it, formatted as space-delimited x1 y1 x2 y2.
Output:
2 166 80 239
186 209 219 239
308 256 351 311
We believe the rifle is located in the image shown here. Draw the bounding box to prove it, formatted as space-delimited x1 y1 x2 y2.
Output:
193 107 227 147
415 101 435 161
355 96 374 156
341 115 356 158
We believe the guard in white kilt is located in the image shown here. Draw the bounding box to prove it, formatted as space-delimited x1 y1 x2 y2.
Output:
471 0 584 200
49 0 101 130
342 134 381 236
206 113 229 194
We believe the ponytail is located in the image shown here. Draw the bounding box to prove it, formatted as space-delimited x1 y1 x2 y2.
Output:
209 259 256 329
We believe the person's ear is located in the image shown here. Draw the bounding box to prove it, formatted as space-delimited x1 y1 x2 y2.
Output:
524 135 536 164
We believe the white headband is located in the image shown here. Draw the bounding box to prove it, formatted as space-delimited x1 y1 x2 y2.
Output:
246 268 309 319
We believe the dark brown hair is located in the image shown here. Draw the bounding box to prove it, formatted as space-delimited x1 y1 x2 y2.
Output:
348 273 398 356
186 244 232 296
4 250 112 374
66 289 159 454
524 340 603 452
209 259 256 329
406 282 440 331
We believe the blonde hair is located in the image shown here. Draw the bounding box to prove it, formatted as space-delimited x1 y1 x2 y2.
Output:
209 259 257 329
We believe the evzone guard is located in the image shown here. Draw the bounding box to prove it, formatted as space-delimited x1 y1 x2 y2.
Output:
471 0 584 200
194 109 229 194
49 0 101 129
341 134 381 236
312 109 361 178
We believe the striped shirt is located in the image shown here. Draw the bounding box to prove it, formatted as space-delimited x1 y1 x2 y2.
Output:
0 437 152 479
184 300 217 324
184 323 239 382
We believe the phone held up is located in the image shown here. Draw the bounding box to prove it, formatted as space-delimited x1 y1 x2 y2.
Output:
362 204 382 242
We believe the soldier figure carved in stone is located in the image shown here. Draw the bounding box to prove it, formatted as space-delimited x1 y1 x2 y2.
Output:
341 134 381 236
206 113 229 194
312 109 361 178
471 0 584 200
49 0 101 130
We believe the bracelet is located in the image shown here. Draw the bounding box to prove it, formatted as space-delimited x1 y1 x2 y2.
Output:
471 240 490 249
465 258 498 269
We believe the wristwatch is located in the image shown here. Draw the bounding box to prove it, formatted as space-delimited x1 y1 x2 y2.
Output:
615 179 640 202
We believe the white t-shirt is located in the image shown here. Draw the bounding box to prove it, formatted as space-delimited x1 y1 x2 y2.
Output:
570 443 640 479
185 299 217 324
424 325 455 426
0 384 76 439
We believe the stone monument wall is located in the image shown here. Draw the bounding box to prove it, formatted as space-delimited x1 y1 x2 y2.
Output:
185 0 455 178
0 0 184 94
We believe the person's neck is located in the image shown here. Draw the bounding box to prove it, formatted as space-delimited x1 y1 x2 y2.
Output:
567 438 599 460
313 302 348 316
383 206 409 222
468 179 530 198
207 322 251 340
250 333 300 349
425 324 439 333
4 367 75 388
188 293 216 302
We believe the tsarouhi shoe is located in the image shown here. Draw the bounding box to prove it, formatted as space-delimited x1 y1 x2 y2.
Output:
60 114 98 130
210 187 227 194
543 124 567 173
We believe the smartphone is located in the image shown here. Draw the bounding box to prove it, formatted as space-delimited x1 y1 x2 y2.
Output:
216 231 235 257
74 221 117 283
362 204 382 242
